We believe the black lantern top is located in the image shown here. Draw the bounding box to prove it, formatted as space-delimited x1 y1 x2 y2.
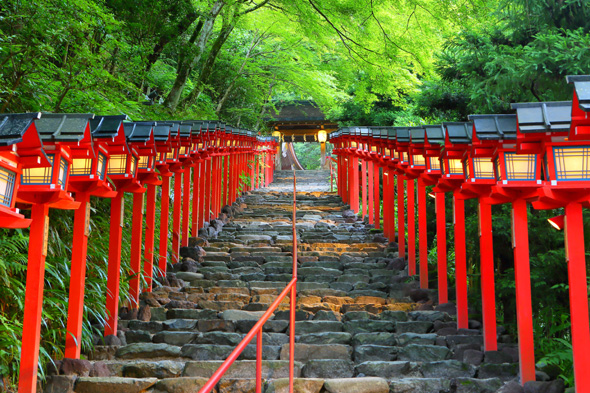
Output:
444 122 472 145
469 114 517 141
510 102 571 134
0 113 43 147
37 113 94 143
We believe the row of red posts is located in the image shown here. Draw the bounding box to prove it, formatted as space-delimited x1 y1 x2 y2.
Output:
0 114 278 393
330 75 590 389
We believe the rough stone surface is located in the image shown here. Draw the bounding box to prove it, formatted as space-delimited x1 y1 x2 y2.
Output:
74 377 157 393
323 377 389 393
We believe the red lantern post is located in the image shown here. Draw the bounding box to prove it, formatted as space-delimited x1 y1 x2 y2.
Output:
153 123 174 275
460 115 515 352
438 122 474 329
17 113 92 393
125 121 160 304
512 95 588 387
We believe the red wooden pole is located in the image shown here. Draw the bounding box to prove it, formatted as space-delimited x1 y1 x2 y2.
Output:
192 161 201 236
172 171 182 264
512 198 535 384
19 203 50 393
479 200 497 351
256 328 262 393
382 170 389 238
205 158 211 222
436 191 447 304
105 193 124 337
361 160 367 219
144 184 156 292
129 192 144 308
564 201 590 390
373 164 380 229
398 175 406 260
418 179 428 288
349 157 359 213
407 178 416 276
199 159 206 228
368 161 374 223
453 191 468 329
181 166 191 247
159 175 171 274
65 193 91 359
340 157 347 203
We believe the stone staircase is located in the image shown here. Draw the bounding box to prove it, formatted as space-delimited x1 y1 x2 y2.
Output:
44 172 527 393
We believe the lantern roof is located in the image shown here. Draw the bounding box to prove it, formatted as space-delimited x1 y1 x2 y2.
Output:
409 127 425 144
510 101 571 134
90 115 129 139
153 124 171 142
124 121 155 142
37 113 94 142
468 114 517 140
374 126 391 139
394 127 410 143
0 112 42 146
424 125 445 145
566 75 590 111
443 122 472 144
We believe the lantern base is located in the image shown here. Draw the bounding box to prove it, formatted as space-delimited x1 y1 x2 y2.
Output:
0 207 32 229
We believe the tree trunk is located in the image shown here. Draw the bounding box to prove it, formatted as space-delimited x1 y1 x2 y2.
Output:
181 23 235 108
164 0 225 113
215 32 263 115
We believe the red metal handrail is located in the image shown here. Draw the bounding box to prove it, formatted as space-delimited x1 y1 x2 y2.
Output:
198 170 298 393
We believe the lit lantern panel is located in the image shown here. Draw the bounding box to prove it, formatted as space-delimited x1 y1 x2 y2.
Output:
503 152 536 181
351 142 358 149
0 167 16 207
108 154 128 175
428 157 441 171
399 152 407 163
412 155 426 166
465 157 495 179
553 146 590 181
446 159 463 175
22 154 67 186
130 156 138 177
138 156 151 170
179 146 188 156
97 153 107 180
71 158 93 176
371 146 378 153
384 148 391 158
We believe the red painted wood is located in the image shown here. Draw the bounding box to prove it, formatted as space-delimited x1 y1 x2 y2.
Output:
564 202 590 390
374 164 380 229
129 192 144 308
144 184 156 292
407 178 416 276
204 158 212 223
105 193 124 337
181 166 191 247
453 192 468 329
398 175 407 260
199 159 206 229
382 170 390 238
361 160 367 219
436 192 447 304
512 198 536 384
18 203 50 393
158 176 171 274
192 161 200 236
349 157 359 213
172 171 182 264
418 179 428 288
368 161 374 223
479 200 498 351
65 193 91 359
